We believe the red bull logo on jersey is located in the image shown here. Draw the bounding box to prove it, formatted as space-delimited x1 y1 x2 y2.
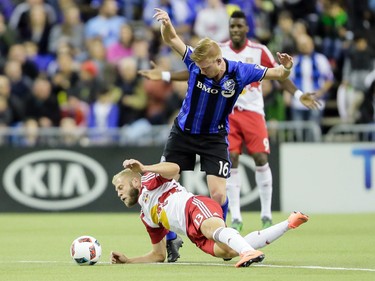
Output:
196 81 235 98
142 193 150 203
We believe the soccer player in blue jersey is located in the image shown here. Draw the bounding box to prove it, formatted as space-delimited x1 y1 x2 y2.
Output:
153 8 294 262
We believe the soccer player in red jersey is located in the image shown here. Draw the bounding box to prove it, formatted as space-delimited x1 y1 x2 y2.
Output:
111 158 309 267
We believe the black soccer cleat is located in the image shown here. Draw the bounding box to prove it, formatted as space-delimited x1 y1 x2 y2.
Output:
166 236 183 262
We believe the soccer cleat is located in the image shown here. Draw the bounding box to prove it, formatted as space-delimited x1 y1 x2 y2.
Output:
231 219 243 232
288 211 309 229
166 236 183 262
261 216 272 229
235 250 265 268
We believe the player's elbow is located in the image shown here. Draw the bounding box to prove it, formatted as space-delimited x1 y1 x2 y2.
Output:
170 163 180 176
165 162 181 178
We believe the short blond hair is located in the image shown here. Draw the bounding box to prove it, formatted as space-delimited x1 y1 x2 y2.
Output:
190 38 222 63
112 169 140 186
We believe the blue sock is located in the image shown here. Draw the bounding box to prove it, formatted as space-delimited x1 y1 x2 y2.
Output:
166 231 177 241
221 197 229 222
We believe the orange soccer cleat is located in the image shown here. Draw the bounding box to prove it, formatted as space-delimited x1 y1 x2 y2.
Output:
235 250 265 268
288 211 309 229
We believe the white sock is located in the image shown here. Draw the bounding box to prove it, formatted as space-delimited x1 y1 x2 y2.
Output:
213 227 254 254
244 221 289 249
226 168 242 222
256 163 273 219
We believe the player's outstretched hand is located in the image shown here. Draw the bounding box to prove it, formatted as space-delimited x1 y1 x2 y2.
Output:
111 251 128 264
123 159 144 173
138 61 162 80
276 52 293 70
300 92 321 109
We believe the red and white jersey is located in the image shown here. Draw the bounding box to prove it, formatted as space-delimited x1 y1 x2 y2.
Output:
220 39 278 115
138 172 194 243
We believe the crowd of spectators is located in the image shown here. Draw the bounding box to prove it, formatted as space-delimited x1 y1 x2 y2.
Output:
0 0 374 146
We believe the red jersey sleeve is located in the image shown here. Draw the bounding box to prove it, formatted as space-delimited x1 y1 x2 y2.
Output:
142 172 171 191
141 213 168 244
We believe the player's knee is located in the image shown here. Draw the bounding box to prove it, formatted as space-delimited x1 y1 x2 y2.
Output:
211 192 226 205
229 152 240 167
252 153 268 166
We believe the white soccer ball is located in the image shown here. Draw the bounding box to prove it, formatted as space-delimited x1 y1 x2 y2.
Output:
70 235 102 265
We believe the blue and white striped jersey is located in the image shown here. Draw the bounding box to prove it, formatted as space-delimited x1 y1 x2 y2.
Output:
176 46 267 134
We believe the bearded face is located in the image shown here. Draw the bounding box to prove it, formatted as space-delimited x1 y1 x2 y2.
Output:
125 181 139 207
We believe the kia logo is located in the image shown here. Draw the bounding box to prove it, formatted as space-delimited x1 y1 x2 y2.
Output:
3 150 107 210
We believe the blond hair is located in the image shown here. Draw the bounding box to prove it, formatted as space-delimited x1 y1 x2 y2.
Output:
190 38 222 63
112 169 140 186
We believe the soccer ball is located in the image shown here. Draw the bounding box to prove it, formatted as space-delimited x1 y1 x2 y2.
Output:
70 235 102 265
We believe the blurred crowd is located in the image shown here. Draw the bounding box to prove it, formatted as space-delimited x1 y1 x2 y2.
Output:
0 0 374 146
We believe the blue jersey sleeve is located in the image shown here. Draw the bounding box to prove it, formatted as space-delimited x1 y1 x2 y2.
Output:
238 62 267 85
182 46 194 69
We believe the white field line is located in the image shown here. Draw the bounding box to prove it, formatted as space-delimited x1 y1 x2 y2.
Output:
5 261 375 273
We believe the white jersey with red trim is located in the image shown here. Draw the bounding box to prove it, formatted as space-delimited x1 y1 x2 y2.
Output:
220 39 278 115
138 172 194 236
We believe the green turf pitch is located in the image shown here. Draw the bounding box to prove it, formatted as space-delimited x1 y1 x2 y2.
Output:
1 212 374 281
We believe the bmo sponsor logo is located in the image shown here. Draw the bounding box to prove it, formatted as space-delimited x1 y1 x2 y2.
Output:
3 150 107 211
196 81 235 98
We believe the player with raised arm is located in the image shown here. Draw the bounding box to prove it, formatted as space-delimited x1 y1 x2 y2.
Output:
111 158 309 267
148 8 295 262
139 11 319 233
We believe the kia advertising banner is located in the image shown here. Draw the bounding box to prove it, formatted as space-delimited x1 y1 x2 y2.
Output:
0 147 163 212
0 146 280 212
